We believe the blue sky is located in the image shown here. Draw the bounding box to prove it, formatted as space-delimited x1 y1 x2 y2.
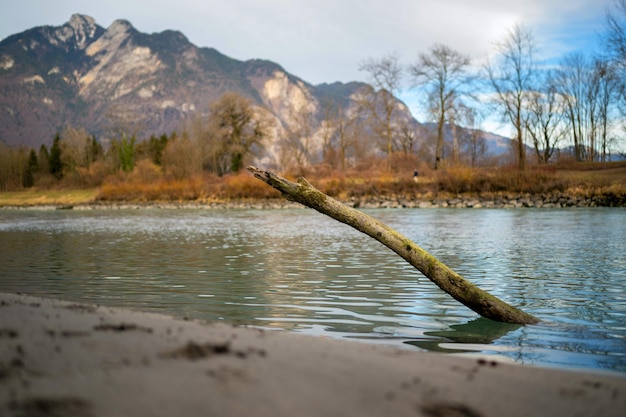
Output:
0 0 615 132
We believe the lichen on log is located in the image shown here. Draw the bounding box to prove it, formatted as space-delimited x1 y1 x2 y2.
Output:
247 166 540 325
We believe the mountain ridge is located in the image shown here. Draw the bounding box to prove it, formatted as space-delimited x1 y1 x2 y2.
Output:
0 15 340 146
0 14 511 165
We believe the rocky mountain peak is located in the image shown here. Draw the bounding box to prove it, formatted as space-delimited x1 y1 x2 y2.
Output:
106 19 134 36
68 14 98 36
50 13 100 49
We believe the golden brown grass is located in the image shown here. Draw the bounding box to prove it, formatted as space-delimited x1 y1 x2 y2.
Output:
98 179 205 202
97 172 281 202
317 161 626 199
0 188 99 206
1 161 625 206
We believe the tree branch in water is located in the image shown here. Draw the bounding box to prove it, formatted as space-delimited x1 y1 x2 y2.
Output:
247 166 539 325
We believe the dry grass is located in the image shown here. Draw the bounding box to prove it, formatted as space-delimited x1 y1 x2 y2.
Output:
97 172 281 202
321 162 626 199
553 161 626 186
430 166 568 195
0 188 99 206
217 173 282 199
99 177 206 202
2 161 625 206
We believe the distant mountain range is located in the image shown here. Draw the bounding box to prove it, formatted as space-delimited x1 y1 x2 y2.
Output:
0 14 513 162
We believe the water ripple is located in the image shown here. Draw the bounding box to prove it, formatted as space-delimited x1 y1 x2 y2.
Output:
0 208 625 373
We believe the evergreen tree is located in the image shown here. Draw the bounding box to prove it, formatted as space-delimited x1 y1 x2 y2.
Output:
38 144 50 175
148 133 169 165
86 135 103 165
49 134 63 180
23 149 38 188
118 134 136 173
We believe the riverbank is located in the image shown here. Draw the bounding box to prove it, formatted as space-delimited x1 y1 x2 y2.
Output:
1 191 625 210
1 293 624 417
2 161 626 209
352 190 626 208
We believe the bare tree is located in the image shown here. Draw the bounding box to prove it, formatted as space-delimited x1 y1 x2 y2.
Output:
358 53 403 171
60 126 90 175
594 1 626 159
186 113 218 174
554 53 588 160
485 24 537 170
553 54 619 162
338 108 363 171
397 120 418 157
456 104 487 167
594 60 622 161
319 99 360 171
446 97 462 165
281 105 318 175
0 144 29 191
525 72 568 164
319 99 339 167
205 92 271 175
161 133 202 180
410 44 472 169
607 0 626 68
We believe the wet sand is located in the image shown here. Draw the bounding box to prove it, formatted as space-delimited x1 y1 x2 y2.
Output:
1 292 624 417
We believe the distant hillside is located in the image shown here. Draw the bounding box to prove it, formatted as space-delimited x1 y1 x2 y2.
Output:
0 14 512 166
0 16 363 145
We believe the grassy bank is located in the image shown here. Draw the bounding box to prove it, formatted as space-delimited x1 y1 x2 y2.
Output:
0 188 99 207
1 161 625 208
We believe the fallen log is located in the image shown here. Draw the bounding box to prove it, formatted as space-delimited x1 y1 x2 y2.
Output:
247 166 539 325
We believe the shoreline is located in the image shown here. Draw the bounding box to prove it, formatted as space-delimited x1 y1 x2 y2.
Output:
1 191 625 211
1 292 624 416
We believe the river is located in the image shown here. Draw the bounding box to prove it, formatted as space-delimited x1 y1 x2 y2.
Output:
0 207 625 373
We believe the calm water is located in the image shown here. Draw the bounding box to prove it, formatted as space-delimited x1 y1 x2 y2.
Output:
0 208 625 373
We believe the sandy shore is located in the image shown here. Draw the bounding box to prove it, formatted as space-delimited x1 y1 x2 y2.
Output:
1 293 624 417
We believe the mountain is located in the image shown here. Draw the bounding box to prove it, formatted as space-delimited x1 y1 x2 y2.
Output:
0 14 510 165
0 15 364 147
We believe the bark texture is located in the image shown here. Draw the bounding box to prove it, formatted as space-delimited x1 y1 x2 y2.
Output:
248 166 539 325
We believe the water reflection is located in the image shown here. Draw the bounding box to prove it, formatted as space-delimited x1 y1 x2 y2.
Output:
408 317 522 350
0 208 625 373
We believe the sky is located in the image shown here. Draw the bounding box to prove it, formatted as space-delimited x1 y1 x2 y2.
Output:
0 0 616 132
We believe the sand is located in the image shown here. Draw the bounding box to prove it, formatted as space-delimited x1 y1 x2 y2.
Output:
1 292 624 417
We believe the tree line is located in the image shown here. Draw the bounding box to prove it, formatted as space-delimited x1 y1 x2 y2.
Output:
1 2 625 191
0 92 273 191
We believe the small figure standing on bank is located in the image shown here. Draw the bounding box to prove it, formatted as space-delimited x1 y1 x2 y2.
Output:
413 169 419 183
